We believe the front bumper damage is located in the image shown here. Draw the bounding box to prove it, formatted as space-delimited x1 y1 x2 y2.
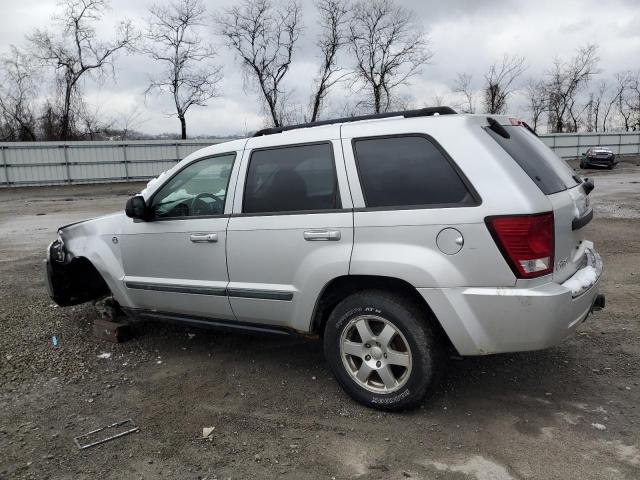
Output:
44 238 109 306
585 156 614 167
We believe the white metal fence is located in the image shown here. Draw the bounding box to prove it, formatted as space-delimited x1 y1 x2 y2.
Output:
0 139 228 187
1 132 639 187
540 131 640 159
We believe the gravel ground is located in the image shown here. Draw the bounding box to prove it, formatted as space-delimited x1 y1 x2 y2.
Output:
0 160 639 480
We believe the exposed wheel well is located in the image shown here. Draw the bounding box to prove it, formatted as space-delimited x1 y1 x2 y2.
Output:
311 275 453 348
50 256 110 306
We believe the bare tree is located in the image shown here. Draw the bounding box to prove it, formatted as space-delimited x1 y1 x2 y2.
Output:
309 0 350 122
116 106 147 140
483 54 526 114
79 103 113 140
216 0 302 128
37 101 60 141
26 0 136 140
546 44 599 133
590 81 606 131
348 0 431 113
430 95 445 107
0 46 38 141
613 71 637 131
629 71 640 131
453 73 475 113
143 0 221 139
525 78 546 133
566 94 591 132
596 75 628 132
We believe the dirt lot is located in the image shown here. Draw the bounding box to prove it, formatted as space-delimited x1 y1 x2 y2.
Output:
1 159 639 480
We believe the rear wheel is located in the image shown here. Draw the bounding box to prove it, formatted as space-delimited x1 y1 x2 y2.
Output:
323 290 443 411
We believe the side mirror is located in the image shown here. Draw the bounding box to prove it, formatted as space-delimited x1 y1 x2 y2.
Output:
125 195 150 220
582 177 594 195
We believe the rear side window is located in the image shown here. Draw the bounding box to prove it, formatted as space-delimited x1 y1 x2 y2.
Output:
353 135 477 208
243 143 339 214
485 125 580 195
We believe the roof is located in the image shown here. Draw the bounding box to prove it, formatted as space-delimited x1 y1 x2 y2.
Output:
252 107 457 137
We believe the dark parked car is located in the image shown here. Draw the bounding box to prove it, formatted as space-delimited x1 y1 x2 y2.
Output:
581 147 617 169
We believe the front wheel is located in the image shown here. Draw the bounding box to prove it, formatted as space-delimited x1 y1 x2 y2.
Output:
323 290 443 411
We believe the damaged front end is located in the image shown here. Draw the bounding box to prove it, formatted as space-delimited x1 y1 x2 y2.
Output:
44 234 110 306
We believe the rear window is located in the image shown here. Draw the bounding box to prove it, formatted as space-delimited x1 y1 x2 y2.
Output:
486 125 580 195
352 135 477 208
243 143 339 214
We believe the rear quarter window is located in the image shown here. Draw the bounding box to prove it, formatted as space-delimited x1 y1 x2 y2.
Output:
352 135 478 208
485 125 580 195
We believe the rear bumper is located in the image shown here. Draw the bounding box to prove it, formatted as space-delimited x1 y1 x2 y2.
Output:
420 248 603 355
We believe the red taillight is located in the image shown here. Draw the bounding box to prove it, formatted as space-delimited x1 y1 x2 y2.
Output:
486 212 555 278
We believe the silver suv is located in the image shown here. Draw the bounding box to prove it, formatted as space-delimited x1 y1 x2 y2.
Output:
45 108 604 410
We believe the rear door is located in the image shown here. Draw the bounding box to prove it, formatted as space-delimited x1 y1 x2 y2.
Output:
225 127 354 332
485 122 590 282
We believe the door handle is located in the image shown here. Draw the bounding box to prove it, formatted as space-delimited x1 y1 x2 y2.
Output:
190 233 218 243
303 229 341 241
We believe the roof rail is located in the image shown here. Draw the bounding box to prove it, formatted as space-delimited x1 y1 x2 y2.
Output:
252 106 456 137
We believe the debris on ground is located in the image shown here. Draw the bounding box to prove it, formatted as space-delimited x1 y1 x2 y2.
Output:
92 318 131 343
74 419 139 450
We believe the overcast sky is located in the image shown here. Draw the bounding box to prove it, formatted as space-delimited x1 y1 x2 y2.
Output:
1 0 639 136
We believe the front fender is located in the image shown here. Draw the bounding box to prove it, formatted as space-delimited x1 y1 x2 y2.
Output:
52 213 134 307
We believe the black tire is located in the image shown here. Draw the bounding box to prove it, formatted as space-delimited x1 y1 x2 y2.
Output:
580 160 586 169
608 163 614 170
323 289 443 411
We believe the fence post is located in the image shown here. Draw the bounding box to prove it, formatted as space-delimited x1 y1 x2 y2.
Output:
122 144 130 181
1 146 9 186
175 142 180 165
62 144 72 184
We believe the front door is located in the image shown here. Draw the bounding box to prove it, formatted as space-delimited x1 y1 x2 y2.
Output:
226 133 354 332
120 152 238 320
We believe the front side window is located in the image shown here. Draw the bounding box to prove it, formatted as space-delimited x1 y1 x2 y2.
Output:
151 153 235 218
353 135 476 208
243 143 339 214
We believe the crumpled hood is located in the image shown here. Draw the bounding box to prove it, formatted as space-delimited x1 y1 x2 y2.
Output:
58 212 125 237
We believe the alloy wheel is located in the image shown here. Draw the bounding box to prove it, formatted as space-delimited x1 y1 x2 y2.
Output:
339 315 412 394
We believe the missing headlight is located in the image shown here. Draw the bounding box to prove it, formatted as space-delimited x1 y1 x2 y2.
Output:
50 239 66 263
